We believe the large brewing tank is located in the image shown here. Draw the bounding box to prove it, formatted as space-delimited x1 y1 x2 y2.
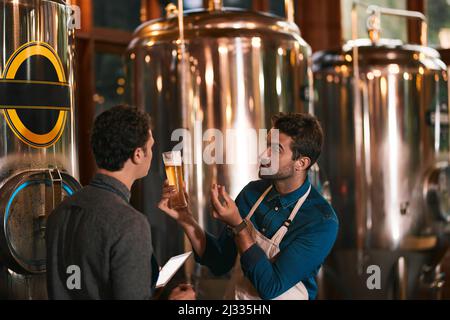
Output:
314 4 450 299
0 0 81 299
126 0 313 297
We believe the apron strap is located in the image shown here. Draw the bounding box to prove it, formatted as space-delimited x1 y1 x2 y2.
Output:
245 185 273 221
287 185 312 223
271 186 312 245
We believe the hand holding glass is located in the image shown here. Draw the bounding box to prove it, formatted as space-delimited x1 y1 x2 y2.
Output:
163 151 188 209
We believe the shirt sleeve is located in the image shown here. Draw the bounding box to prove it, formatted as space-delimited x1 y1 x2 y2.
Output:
193 229 238 276
110 215 154 300
240 215 339 300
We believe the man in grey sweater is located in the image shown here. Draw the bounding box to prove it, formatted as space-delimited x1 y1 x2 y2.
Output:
46 105 194 300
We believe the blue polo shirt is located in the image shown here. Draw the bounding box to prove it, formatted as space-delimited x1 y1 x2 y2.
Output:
194 178 339 300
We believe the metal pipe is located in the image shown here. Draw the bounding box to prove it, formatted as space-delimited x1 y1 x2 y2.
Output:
178 0 185 47
396 257 408 300
285 0 295 24
351 1 366 274
353 1 428 46
176 0 194 284
367 5 427 22
367 5 428 46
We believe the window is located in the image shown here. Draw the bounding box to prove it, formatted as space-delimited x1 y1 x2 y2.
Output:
183 0 203 10
165 0 203 10
269 1 285 17
94 53 127 117
164 1 286 17
167 0 252 10
426 0 450 48
224 0 252 10
93 0 142 31
341 0 407 43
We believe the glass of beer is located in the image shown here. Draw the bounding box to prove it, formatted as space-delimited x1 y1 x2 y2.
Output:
162 151 188 209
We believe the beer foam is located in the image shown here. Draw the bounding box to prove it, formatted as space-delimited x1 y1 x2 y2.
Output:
163 151 182 166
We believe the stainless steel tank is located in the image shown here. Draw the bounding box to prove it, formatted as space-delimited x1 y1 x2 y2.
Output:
0 0 81 299
126 0 313 298
314 3 450 299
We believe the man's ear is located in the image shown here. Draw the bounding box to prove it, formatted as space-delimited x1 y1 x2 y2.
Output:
295 157 311 172
132 147 144 165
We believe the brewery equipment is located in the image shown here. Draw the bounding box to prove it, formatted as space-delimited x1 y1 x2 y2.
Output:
126 0 313 298
0 0 81 299
314 3 450 299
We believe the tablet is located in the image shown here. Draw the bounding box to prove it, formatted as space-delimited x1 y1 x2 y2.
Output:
155 251 193 289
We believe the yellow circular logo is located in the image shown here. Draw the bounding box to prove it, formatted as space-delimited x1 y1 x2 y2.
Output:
0 42 70 149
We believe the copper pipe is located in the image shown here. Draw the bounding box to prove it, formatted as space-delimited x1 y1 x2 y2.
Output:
285 0 294 23
352 1 429 47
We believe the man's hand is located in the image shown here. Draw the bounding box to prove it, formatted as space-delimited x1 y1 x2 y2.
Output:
158 180 194 225
168 284 196 300
210 184 243 227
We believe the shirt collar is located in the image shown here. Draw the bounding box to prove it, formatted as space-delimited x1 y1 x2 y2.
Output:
266 178 311 209
91 174 131 203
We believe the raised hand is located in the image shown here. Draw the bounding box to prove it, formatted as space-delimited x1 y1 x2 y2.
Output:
210 184 243 227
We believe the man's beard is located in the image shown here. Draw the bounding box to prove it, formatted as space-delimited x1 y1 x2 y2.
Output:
259 165 295 181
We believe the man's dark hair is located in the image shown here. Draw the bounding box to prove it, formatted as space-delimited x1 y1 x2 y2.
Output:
91 105 151 172
272 113 324 170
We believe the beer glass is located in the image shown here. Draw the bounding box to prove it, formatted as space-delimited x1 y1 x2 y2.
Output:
162 151 188 209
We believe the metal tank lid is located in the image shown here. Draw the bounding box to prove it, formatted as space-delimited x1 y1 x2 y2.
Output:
343 38 442 59
129 9 308 50
312 50 347 71
313 38 447 71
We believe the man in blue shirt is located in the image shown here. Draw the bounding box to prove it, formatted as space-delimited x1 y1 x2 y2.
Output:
159 113 339 300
